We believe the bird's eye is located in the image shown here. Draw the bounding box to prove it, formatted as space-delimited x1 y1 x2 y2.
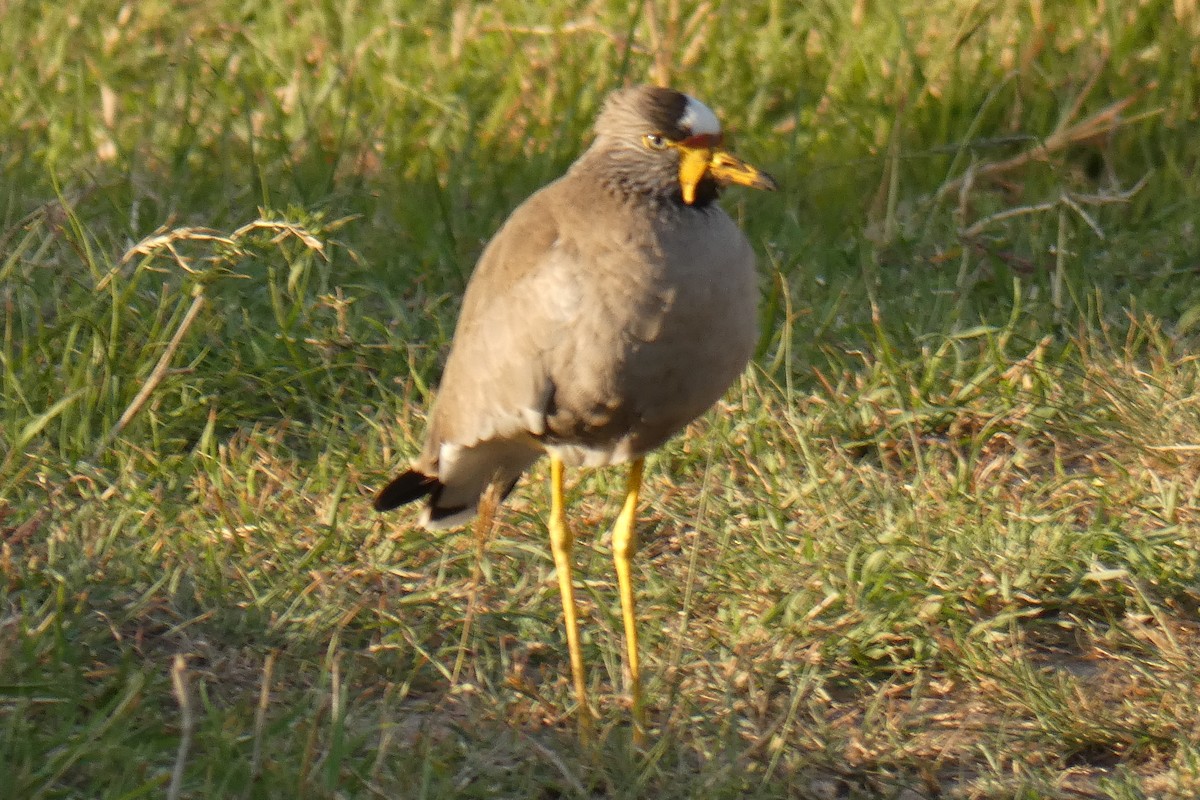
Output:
642 133 669 150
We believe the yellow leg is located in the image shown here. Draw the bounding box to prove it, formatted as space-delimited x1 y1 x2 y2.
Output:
611 457 646 745
548 455 593 741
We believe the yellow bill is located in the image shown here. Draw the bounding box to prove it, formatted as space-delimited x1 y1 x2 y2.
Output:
678 144 778 205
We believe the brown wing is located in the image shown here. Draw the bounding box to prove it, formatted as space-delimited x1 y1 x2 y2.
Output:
390 180 592 522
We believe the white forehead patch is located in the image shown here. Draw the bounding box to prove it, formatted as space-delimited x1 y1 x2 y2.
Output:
680 95 721 136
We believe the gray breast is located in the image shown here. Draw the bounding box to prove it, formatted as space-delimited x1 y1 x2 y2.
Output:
541 204 758 466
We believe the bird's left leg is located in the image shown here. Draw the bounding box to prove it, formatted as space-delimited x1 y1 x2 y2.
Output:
610 457 645 745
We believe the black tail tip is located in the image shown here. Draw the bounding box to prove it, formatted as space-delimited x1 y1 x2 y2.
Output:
373 470 440 512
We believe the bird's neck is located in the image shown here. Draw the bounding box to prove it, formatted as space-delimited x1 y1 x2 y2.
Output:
569 150 721 212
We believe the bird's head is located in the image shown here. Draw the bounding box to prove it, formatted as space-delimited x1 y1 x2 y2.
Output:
587 85 777 207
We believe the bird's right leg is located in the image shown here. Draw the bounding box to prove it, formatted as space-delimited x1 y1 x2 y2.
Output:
548 454 593 741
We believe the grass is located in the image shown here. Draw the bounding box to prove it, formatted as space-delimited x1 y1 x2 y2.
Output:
2 0 1200 796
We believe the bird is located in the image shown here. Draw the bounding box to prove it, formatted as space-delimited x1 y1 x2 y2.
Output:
374 85 776 743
